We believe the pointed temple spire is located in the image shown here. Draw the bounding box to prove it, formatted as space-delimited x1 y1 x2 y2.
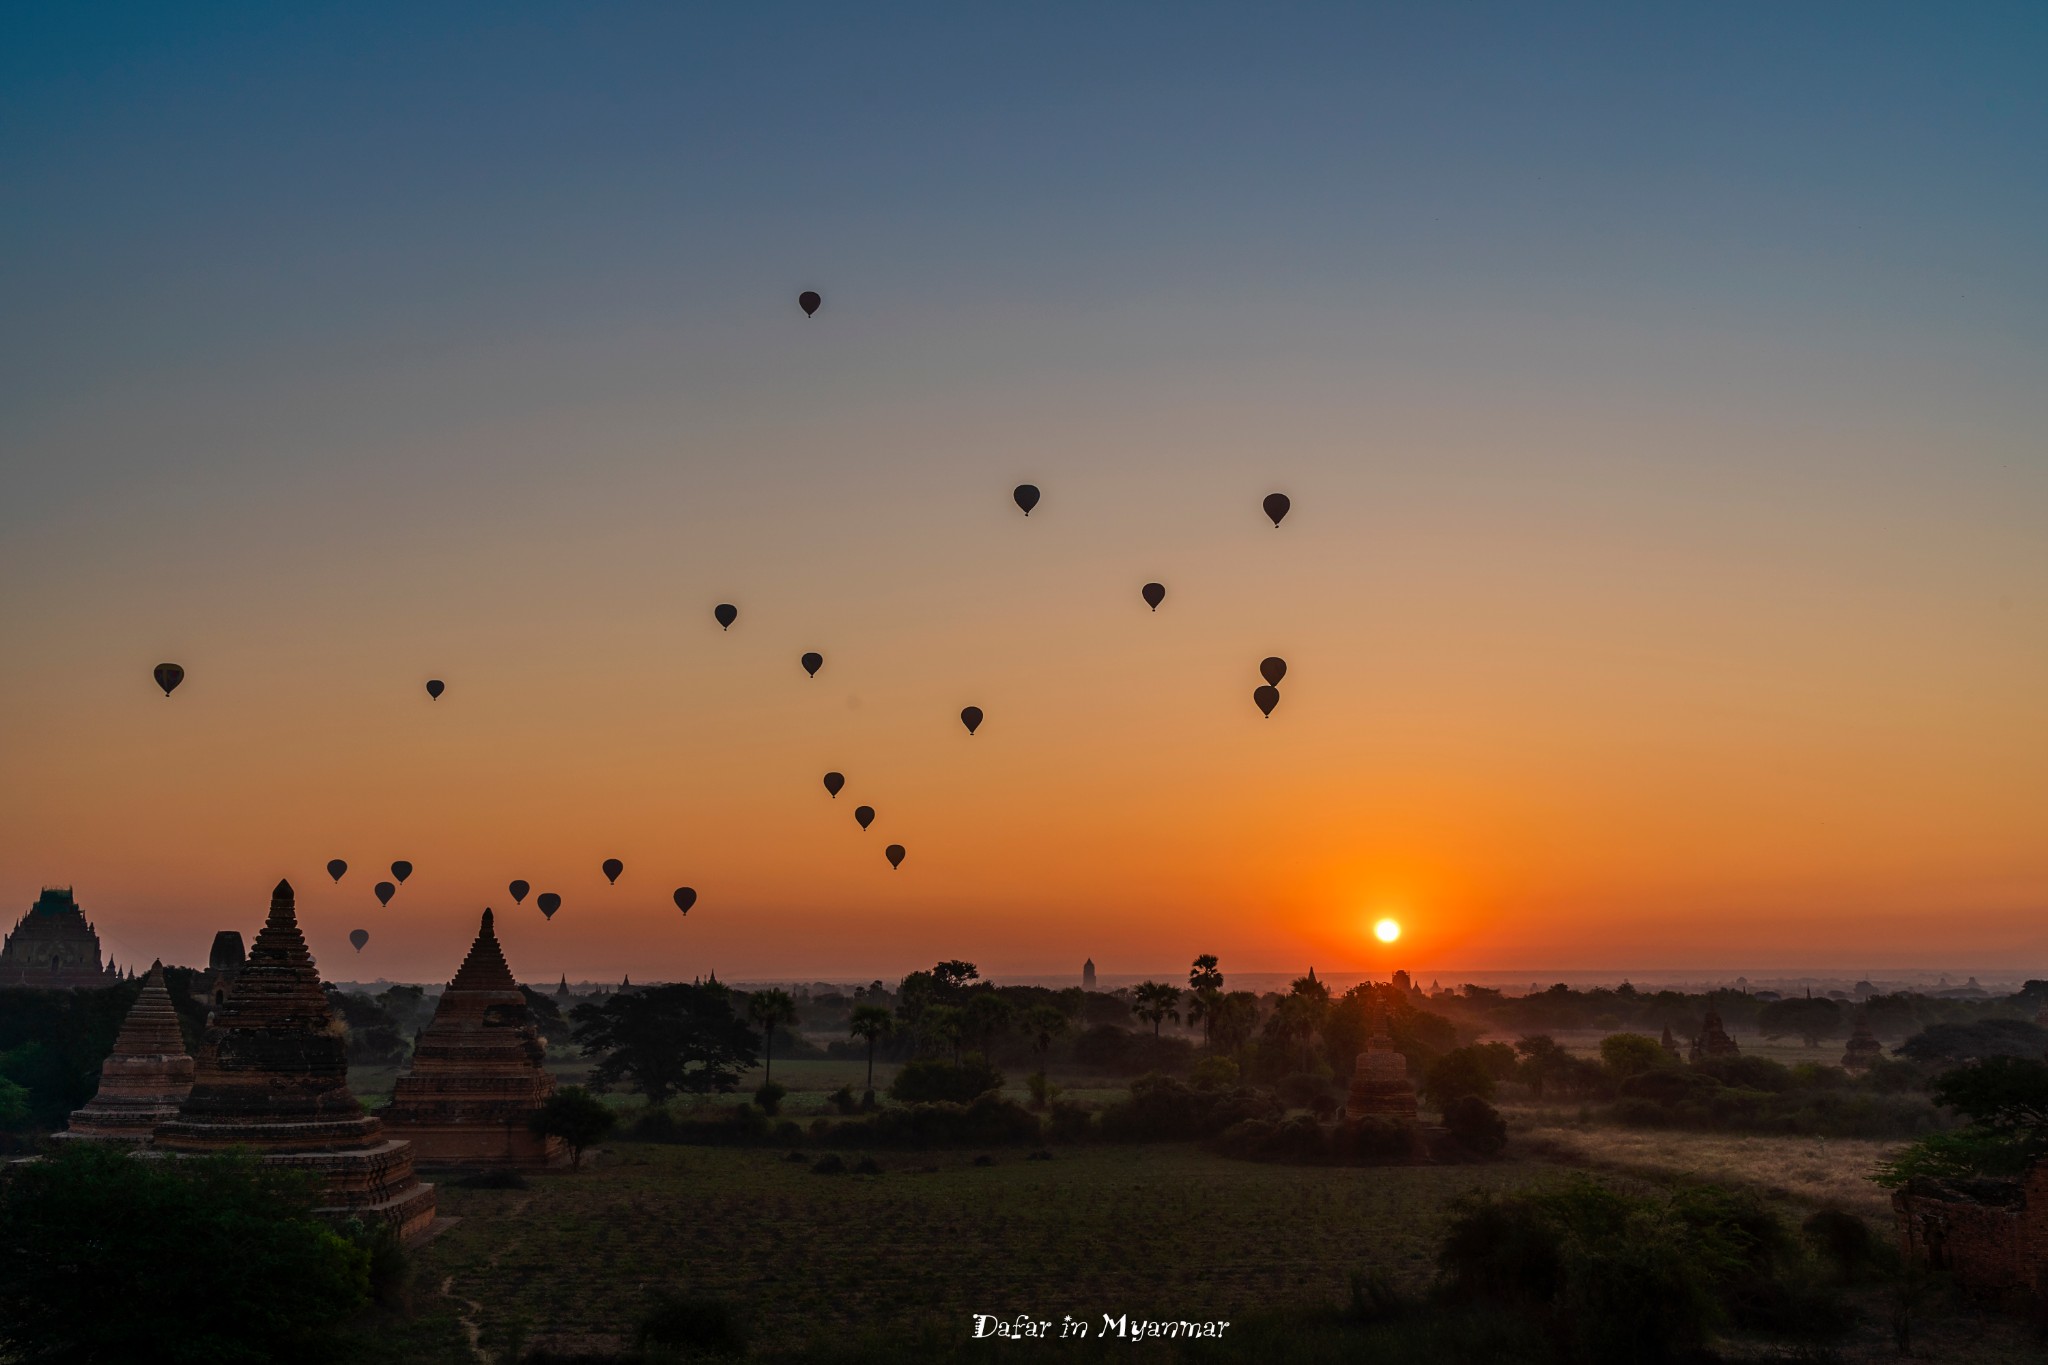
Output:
1345 984 1419 1123
57 961 193 1143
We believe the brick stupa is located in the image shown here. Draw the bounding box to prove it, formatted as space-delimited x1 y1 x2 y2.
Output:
1345 1002 1419 1122
56 961 193 1142
1841 1015 1883 1072
1690 1009 1741 1062
155 879 435 1239
382 908 565 1167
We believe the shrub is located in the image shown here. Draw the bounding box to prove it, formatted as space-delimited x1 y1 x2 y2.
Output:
1190 1054 1239 1089
1802 1209 1878 1281
1047 1099 1094 1143
811 1093 1042 1148
889 1057 1003 1104
637 1294 748 1358
1277 1071 1337 1111
827 1084 859 1115
529 1086 617 1169
1422 1047 1500 1109
811 1154 845 1174
1096 1074 1283 1142
1610 1096 1672 1128
753 1080 787 1115
1025 1070 1060 1109
1598 1033 1674 1080
1442 1095 1507 1158
1069 1023 1196 1076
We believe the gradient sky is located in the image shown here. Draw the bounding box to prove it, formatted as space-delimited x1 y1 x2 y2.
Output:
3 4 2044 985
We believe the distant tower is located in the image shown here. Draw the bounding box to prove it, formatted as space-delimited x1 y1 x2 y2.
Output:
555 974 571 1001
1082 958 1096 990
1391 969 1413 995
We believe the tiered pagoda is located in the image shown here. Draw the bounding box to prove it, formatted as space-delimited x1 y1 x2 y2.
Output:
0 887 120 989
56 961 193 1142
1841 1015 1883 1072
382 908 565 1167
155 880 436 1240
1690 1009 1741 1061
1345 1001 1418 1122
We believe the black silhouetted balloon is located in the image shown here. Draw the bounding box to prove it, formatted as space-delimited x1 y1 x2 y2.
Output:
960 706 983 736
673 887 696 914
1263 493 1290 527
153 663 184 697
1013 484 1040 516
391 860 413 884
714 603 737 631
799 290 821 317
1253 685 1280 718
425 679 445 699
349 929 369 953
602 858 623 885
1141 583 1165 611
537 892 561 920
823 772 845 798
509 879 530 904
374 881 396 907
326 859 348 883
1259 656 1287 687
801 652 823 678
854 805 875 831
885 843 905 870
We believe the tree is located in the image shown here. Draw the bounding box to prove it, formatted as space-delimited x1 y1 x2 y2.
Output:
1898 1018 2048 1065
1023 1003 1068 1066
0 1142 370 1364
1600 1033 1675 1079
1187 955 1224 1047
570 982 759 1102
961 991 1014 1058
1131 981 1184 1037
848 1004 895 1092
924 1003 966 1065
529 1085 616 1170
746 988 799 1085
1756 997 1845 1048
932 960 980 993
1423 1046 1500 1109
1515 1035 1573 1098
1210 991 1260 1054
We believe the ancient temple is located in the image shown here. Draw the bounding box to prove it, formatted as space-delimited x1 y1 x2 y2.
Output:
555 974 572 1001
56 961 193 1142
155 880 436 1239
0 887 118 989
1841 1015 1883 1071
1082 958 1096 989
1345 1003 1418 1122
1660 1024 1682 1058
382 908 564 1167
1690 1009 1741 1061
194 930 246 1007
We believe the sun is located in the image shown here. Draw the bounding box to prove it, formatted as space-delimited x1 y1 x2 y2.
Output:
1373 917 1401 943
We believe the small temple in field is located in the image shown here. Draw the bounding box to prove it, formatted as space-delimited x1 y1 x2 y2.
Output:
56 961 193 1142
155 879 436 1240
0 887 123 989
382 907 565 1168
1345 1001 1418 1123
1841 1014 1883 1071
1690 1008 1741 1061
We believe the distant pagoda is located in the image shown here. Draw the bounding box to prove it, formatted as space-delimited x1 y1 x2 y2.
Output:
56 961 193 1142
1841 1014 1883 1072
155 880 436 1239
382 908 565 1168
1690 1009 1741 1061
0 887 119 989
1345 1000 1418 1122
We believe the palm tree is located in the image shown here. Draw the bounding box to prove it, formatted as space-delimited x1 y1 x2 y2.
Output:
848 1003 895 1092
1186 955 1224 1048
1131 981 1183 1037
923 1003 966 1066
746 988 798 1086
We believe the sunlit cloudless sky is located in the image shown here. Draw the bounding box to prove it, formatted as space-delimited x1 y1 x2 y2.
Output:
3 3 2044 983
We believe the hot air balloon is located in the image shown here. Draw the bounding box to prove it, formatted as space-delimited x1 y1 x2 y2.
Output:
960 706 983 736
1253 685 1280 718
1141 583 1165 611
1013 484 1041 516
1263 492 1290 528
425 679 445 699
801 652 823 678
326 859 348 883
714 603 737 631
885 843 906 870
374 881 396 907
509 880 530 904
391 861 413 884
823 772 845 798
673 887 696 914
602 858 624 885
537 892 561 920
799 290 821 317
349 929 369 953
153 663 184 697
854 805 875 831
1259 656 1287 687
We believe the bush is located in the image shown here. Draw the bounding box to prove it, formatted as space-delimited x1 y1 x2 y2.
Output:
889 1057 1004 1104
815 1093 1042 1148
637 1294 748 1358
1610 1096 1672 1128
1598 1033 1674 1080
811 1154 845 1174
1069 1024 1196 1076
531 1086 618 1169
0 1143 370 1365
1277 1071 1337 1111
753 1080 787 1115
1802 1209 1878 1281
1190 1054 1239 1089
1442 1095 1507 1158
1097 1074 1284 1142
826 1084 859 1115
1025 1071 1059 1109
1047 1099 1094 1143
1422 1047 1500 1109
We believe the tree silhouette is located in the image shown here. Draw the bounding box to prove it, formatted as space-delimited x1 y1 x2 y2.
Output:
1131 981 1183 1037
962 991 1013 1059
849 1004 895 1092
569 982 758 1101
746 988 799 1086
1186 954 1224 1048
529 1085 617 1170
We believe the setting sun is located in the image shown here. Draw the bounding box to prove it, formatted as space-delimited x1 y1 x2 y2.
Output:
1373 918 1401 944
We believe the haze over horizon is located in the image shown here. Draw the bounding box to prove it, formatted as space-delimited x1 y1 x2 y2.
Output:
5 5 2045 985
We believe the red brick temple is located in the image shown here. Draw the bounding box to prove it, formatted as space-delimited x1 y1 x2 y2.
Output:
155 879 436 1240
0 887 122 989
56 961 193 1142
382 907 566 1168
